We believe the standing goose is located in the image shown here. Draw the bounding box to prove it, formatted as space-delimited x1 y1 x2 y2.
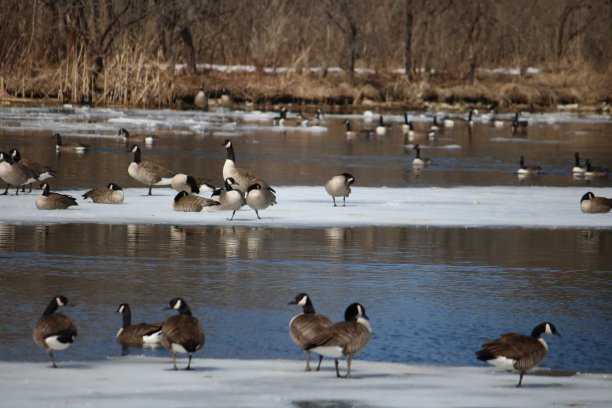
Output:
219 87 233 111
572 152 586 174
222 139 271 190
402 113 416 143
194 84 208 110
173 191 220 212
305 303 372 378
516 156 541 175
116 303 162 352
211 177 246 220
325 173 355 207
82 183 124 204
161 297 205 370
580 192 611 213
412 144 432 167
32 295 77 368
128 145 175 195
52 133 90 153
245 183 277 219
289 293 333 371
467 108 476 127
170 173 214 195
9 148 55 193
476 322 561 387
0 151 39 195
584 159 609 178
36 183 78 210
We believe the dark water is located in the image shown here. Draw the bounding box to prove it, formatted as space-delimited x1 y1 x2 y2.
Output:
0 107 610 372
0 224 610 372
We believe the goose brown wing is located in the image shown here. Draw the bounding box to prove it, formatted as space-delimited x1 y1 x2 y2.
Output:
33 313 77 346
306 321 369 355
162 315 204 352
480 333 544 361
140 160 174 178
290 314 333 347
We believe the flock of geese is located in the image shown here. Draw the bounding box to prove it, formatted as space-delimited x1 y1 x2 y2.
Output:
34 292 560 386
0 131 361 216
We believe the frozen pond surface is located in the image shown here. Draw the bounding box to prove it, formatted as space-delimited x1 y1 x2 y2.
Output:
0 106 610 407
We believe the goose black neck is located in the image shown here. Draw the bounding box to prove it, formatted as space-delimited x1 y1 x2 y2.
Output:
133 148 141 164
43 299 59 316
574 153 580 166
42 184 51 196
302 298 316 314
415 148 421 159
179 305 193 316
519 156 525 168
530 323 547 338
121 307 132 328
54 134 62 146
226 144 235 162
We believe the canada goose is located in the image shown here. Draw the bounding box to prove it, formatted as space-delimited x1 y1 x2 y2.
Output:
512 112 528 136
402 112 415 138
245 183 277 219
222 139 271 190
128 145 174 195
170 174 214 195
301 108 323 127
118 128 154 145
580 192 611 213
488 102 504 127
516 156 541 175
325 173 355 207
52 133 90 153
572 152 586 174
116 303 162 351
344 120 356 140
173 191 220 212
32 295 77 368
82 183 124 204
584 159 609 178
289 293 333 371
9 148 55 192
272 107 286 126
36 183 78 210
412 144 432 167
305 302 372 378
467 109 476 127
375 115 387 136
0 151 39 195
219 87 233 110
161 297 205 370
430 115 440 132
211 177 246 220
194 84 208 110
476 322 561 387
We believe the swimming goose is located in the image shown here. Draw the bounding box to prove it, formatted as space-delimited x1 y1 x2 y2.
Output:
325 173 355 207
289 293 333 371
511 112 528 136
222 139 271 190
584 159 609 178
32 295 77 368
118 128 154 145
305 302 372 378
36 183 78 210
272 107 287 126
516 156 541 175
245 182 277 219
412 144 432 167
402 112 415 139
467 109 476 127
476 322 561 387
194 84 208 110
128 145 175 195
82 183 124 204
375 115 387 136
580 192 611 213
170 174 214 195
173 191 220 212
344 120 357 140
9 148 55 192
161 297 205 370
116 303 162 351
211 177 246 220
572 152 586 174
0 151 39 195
52 133 90 153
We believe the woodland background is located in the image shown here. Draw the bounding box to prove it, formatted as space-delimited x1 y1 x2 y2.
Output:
0 0 610 111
